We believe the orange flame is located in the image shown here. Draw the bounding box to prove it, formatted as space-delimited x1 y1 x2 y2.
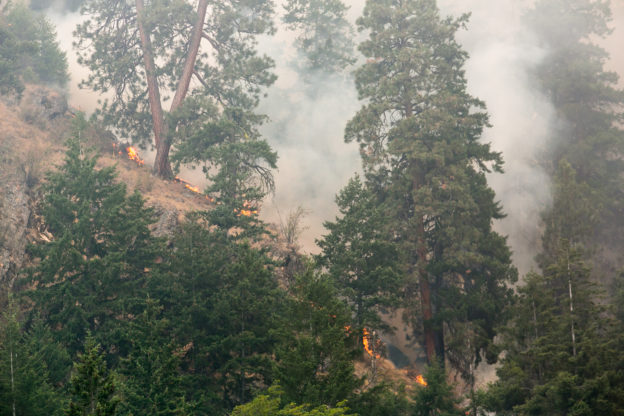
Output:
362 328 381 359
185 184 201 193
236 200 258 217
126 146 144 166
174 176 213 201
400 369 428 387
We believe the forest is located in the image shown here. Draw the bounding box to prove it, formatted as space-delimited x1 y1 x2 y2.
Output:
0 0 623 414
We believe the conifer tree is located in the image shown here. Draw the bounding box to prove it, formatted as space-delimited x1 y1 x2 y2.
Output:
151 216 284 414
276 265 361 407
486 246 624 414
346 0 516 374
317 175 402 331
0 300 65 416
66 335 118 416
25 116 160 355
75 0 276 177
282 0 355 71
527 0 624 275
118 299 191 415
412 361 463 416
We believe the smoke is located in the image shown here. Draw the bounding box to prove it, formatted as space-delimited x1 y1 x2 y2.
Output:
603 1 624 87
435 0 556 277
47 11 100 114
45 0 622 265
256 0 365 252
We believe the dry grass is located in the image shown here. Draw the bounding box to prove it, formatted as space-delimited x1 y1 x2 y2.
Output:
0 88 210 220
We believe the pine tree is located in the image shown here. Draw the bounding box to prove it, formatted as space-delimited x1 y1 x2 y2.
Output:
117 299 191 415
412 361 463 416
150 216 285 414
230 385 355 416
527 0 624 278
0 300 66 416
282 0 355 71
75 0 276 177
66 335 118 416
24 116 160 355
346 0 516 375
486 246 624 414
276 265 362 407
317 175 402 331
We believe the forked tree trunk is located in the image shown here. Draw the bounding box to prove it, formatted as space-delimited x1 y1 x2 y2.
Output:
137 0 208 178
170 0 209 112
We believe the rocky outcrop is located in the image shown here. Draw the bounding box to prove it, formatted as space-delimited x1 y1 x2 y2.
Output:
152 205 179 239
19 87 68 126
0 174 30 286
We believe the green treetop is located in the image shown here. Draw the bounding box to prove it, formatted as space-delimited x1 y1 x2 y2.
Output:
66 335 118 416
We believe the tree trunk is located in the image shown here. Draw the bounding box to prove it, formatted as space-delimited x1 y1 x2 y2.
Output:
170 0 209 112
147 0 208 178
135 0 172 178
417 221 436 363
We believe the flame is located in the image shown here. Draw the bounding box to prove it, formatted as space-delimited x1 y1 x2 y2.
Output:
237 200 258 217
400 369 428 387
174 176 213 201
126 146 144 166
362 328 381 359
185 184 201 193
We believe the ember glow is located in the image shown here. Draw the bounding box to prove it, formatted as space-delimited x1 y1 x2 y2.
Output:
174 177 207 197
415 374 427 386
126 146 144 166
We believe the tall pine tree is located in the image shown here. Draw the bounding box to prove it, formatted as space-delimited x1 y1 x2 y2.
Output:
346 0 516 378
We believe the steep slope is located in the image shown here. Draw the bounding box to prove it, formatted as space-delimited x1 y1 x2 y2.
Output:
0 86 212 286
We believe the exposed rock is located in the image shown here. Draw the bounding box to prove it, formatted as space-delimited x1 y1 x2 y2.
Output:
152 205 179 239
19 87 68 126
0 176 30 286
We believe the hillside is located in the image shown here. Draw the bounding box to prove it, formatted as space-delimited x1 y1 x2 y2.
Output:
0 86 216 285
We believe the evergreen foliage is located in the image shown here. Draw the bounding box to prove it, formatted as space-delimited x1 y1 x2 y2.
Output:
346 0 516 377
4 3 69 87
318 176 402 331
150 215 285 414
527 0 624 272
282 0 355 71
117 299 192 415
230 385 355 416
485 246 624 414
66 335 118 416
24 115 160 355
0 3 68 95
412 361 463 416
276 265 361 407
0 301 66 416
75 0 277 177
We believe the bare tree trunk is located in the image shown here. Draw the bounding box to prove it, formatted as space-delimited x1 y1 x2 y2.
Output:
417 220 436 363
135 0 172 178
170 0 209 112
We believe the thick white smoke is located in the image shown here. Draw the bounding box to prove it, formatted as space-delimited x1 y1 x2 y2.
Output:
437 0 555 276
256 0 365 252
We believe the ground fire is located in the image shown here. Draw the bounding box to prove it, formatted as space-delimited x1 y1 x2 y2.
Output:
126 146 144 166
